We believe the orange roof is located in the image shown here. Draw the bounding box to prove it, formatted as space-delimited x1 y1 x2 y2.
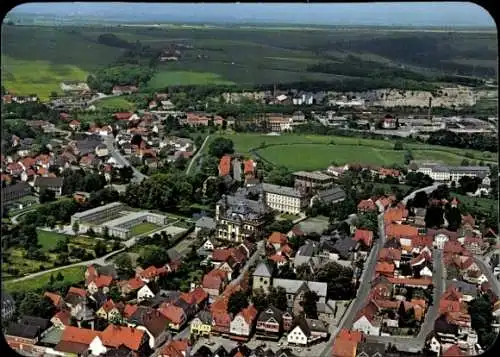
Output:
218 155 231 176
354 229 374 247
161 339 189 357
158 303 185 324
332 337 357 357
67 287 87 297
181 287 208 305
202 268 227 290
378 248 402 262
357 199 377 211
379 168 400 177
101 325 145 351
45 292 62 306
336 329 363 343
269 254 287 263
267 232 288 245
387 277 432 286
279 244 293 256
139 266 165 279
210 296 229 313
385 224 418 239
384 207 409 224
53 310 71 326
60 326 101 344
375 262 395 275
239 304 258 324
126 277 146 290
212 248 233 262
91 275 113 288
101 299 117 313
123 304 138 318
244 160 255 174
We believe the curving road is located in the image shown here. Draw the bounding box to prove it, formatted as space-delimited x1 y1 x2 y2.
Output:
103 134 148 183
402 182 442 206
186 135 211 175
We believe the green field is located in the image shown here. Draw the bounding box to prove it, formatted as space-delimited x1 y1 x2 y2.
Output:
453 194 497 211
147 70 235 89
3 266 86 293
2 24 496 98
94 96 137 111
207 133 496 170
37 230 67 251
130 222 161 236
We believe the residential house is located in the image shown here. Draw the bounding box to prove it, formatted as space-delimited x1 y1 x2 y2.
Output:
287 317 329 346
127 307 169 349
118 277 146 296
34 176 64 197
190 310 212 337
271 278 327 309
353 229 374 249
357 199 377 214
158 303 187 331
332 329 364 357
352 301 381 336
252 262 274 291
160 339 190 357
355 342 386 357
267 232 288 251
87 275 114 294
51 310 72 328
137 284 159 303
230 304 258 340
219 155 232 177
447 280 478 302
100 325 150 356
54 326 102 356
96 299 124 322
65 287 88 317
202 268 229 300
255 305 284 340
69 120 81 131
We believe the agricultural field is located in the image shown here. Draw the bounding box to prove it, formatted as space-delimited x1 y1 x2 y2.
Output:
3 266 86 293
206 133 497 170
2 24 496 98
93 96 136 111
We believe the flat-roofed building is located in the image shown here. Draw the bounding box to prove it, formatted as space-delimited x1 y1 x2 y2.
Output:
262 183 308 215
293 171 335 195
71 202 125 225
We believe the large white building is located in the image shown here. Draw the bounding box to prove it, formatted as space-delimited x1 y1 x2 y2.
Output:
262 183 308 215
416 165 490 183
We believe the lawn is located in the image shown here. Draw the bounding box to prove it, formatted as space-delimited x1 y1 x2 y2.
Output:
37 230 67 252
129 222 161 237
2 266 86 293
147 70 235 89
205 133 497 170
453 194 497 212
94 96 136 111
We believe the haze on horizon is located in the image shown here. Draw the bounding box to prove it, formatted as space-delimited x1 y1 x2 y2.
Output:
7 2 496 28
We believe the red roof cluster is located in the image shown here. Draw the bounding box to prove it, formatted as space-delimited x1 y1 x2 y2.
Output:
354 229 374 247
218 155 232 176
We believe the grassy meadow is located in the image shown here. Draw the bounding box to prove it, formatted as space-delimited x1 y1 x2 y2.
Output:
94 96 137 111
207 133 497 170
3 266 86 293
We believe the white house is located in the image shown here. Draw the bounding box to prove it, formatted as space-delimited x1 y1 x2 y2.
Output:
420 266 433 278
352 314 380 336
137 285 155 303
434 233 449 249
202 239 215 251
229 306 257 338
287 324 309 346
89 336 107 356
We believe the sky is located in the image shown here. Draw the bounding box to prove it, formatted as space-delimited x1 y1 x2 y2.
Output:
8 2 496 27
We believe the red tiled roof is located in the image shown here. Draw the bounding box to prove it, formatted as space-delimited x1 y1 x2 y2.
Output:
244 160 255 174
385 224 418 240
161 339 189 357
67 287 86 297
53 310 71 326
411 236 433 249
387 277 432 286
101 325 145 351
212 248 233 262
158 303 185 325
384 207 409 224
202 269 227 290
45 292 62 306
336 329 363 343
123 304 138 318
218 155 231 176
59 326 101 345
357 199 377 211
375 262 395 275
124 277 146 290
354 229 374 247
269 254 287 263
267 232 288 245
188 287 209 305
239 304 258 324
379 168 400 177
355 300 380 324
332 337 357 357
91 275 113 288
101 299 117 313
378 248 402 262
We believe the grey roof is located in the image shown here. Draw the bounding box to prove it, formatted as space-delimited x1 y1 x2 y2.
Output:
447 280 478 297
332 237 358 258
314 187 346 203
196 216 216 230
257 305 284 324
90 291 107 308
356 342 386 357
217 194 268 221
296 240 319 257
167 248 182 262
5 322 40 339
74 304 95 321
316 300 336 315
20 316 51 331
96 264 118 279
272 278 327 298
233 159 242 182
34 176 64 188
196 310 212 324
306 318 328 333
72 202 123 219
262 183 304 198
253 262 274 277
293 171 332 181
275 348 297 357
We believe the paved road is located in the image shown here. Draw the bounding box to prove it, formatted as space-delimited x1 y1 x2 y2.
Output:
318 212 386 357
185 135 211 175
103 135 148 183
474 254 500 296
86 93 120 105
402 183 442 206
11 209 36 224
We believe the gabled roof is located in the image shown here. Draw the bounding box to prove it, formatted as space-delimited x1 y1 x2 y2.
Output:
354 229 374 247
238 304 258 324
158 303 185 324
53 310 71 326
45 291 63 306
101 325 145 351
268 232 288 245
442 344 464 357
257 305 284 324
253 262 274 277
333 337 357 357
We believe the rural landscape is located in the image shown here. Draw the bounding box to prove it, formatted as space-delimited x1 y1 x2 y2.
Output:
1 3 499 357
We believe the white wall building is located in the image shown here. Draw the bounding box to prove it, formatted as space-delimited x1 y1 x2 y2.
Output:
262 183 308 215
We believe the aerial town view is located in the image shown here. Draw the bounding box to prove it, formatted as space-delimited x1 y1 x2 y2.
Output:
1 2 499 357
